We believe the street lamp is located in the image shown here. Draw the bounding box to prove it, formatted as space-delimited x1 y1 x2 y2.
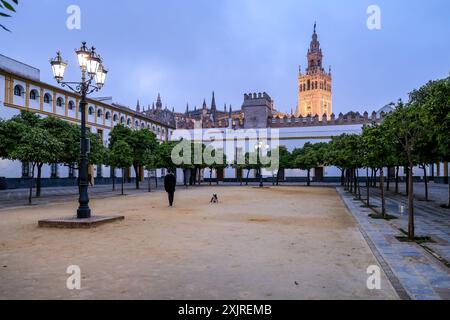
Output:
50 42 108 219
254 141 269 188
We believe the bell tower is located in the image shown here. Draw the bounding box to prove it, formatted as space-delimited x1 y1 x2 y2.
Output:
297 23 332 118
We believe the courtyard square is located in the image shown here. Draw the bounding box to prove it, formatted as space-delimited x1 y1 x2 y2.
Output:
0 186 397 300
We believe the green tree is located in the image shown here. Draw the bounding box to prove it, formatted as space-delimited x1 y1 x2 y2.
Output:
10 127 62 204
362 124 394 216
384 101 425 240
270 146 292 186
293 143 323 186
204 146 228 185
412 77 450 207
107 140 133 195
110 125 158 189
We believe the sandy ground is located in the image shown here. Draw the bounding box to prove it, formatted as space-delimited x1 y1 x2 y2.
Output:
0 186 398 300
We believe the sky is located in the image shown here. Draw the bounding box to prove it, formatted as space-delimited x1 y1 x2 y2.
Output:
1 0 449 115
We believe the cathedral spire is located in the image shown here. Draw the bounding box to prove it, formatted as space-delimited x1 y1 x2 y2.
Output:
211 91 216 111
136 99 140 113
156 93 162 109
185 103 189 114
202 99 207 109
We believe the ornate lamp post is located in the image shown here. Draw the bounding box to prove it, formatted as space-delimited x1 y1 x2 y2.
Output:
254 141 269 188
50 42 108 219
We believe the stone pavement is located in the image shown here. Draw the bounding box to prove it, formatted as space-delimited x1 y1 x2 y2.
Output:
337 187 450 300
367 184 450 263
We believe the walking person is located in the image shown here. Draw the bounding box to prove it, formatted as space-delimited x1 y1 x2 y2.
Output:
164 169 176 207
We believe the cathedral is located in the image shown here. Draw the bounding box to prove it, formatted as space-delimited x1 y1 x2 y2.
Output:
297 23 333 119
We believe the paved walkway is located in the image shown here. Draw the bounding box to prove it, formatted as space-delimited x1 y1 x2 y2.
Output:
337 188 450 300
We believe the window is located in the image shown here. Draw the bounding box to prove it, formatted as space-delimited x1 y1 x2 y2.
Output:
88 106 94 115
97 109 103 118
56 97 64 107
44 93 51 104
127 118 131 126
135 120 139 127
120 116 125 124
105 112 111 120
14 85 24 97
29 90 38 100
68 101 75 110
113 114 118 122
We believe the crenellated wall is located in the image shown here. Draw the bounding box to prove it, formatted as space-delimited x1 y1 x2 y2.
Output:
270 111 387 128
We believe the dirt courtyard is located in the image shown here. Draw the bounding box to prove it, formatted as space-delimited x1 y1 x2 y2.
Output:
0 186 398 300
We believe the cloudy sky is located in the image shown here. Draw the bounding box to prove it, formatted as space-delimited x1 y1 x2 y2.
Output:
1 0 449 114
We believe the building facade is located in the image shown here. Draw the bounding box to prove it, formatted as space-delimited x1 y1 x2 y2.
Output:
0 54 175 189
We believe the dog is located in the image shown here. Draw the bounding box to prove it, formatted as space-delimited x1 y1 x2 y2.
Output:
210 194 219 204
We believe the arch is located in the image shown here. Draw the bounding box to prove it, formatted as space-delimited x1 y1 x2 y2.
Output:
14 85 24 97
127 118 132 126
97 109 103 118
88 106 94 115
134 120 139 127
43 93 52 104
56 97 64 107
113 114 118 122
29 89 38 100
68 100 75 110
105 111 111 120
120 116 125 124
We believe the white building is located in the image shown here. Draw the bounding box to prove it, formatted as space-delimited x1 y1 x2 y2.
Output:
0 54 175 189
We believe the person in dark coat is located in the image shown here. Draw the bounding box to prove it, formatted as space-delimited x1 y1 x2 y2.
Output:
164 170 176 207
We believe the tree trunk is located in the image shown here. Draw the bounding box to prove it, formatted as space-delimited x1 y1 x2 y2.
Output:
373 169 378 188
307 169 311 187
386 166 390 192
341 169 345 187
276 170 280 186
395 166 399 193
423 165 428 201
349 169 353 193
36 163 43 197
380 167 386 218
408 163 415 240
121 168 125 195
209 169 212 186
28 164 35 205
366 167 370 207
112 167 116 191
134 164 140 189
356 169 361 200
148 171 151 192
405 165 409 196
